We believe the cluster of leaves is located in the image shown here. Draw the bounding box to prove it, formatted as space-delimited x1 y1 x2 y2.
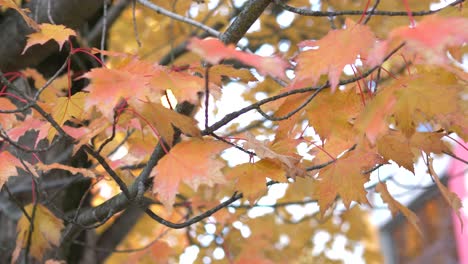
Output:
0 0 467 263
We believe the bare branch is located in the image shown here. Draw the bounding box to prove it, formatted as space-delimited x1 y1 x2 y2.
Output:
275 0 464 17
137 0 222 38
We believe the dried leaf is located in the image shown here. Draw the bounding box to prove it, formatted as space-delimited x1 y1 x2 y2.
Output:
376 182 423 236
428 157 463 230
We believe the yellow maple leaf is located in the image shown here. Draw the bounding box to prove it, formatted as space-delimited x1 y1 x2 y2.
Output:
393 69 460 137
225 159 286 204
209 64 257 85
48 92 85 141
377 130 415 172
12 204 64 262
22 23 76 54
306 87 363 140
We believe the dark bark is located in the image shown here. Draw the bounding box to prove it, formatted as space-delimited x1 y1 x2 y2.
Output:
0 0 104 72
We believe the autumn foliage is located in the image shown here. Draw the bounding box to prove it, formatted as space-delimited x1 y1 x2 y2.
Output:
0 0 467 263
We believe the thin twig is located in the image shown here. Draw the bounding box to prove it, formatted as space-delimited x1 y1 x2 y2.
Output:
275 0 464 17
100 0 110 62
132 0 142 47
363 0 381 24
137 0 222 38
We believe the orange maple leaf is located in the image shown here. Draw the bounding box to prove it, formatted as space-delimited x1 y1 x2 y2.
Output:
22 23 76 54
355 85 397 144
377 130 450 172
140 102 201 146
0 151 22 189
83 59 159 119
151 138 229 210
0 98 18 129
187 37 289 79
151 66 208 104
293 19 376 91
314 145 383 215
6 115 49 147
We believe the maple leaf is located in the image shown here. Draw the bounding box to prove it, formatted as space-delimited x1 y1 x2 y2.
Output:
377 130 414 172
357 67 462 141
0 0 39 30
45 260 66 264
314 145 383 215
225 159 286 204
83 59 158 119
293 19 376 91
377 130 450 173
306 87 363 140
392 71 460 137
151 138 229 210
22 23 76 54
376 182 422 236
12 204 64 263
427 157 463 230
48 92 85 141
0 98 18 129
127 241 173 264
0 151 22 189
140 102 201 146
36 162 96 178
243 133 305 178
151 66 208 104
410 132 450 154
187 37 289 79
355 86 397 144
5 115 49 147
389 15 468 65
209 64 257 85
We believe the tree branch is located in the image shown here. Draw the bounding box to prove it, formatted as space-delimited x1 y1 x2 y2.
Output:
275 0 464 17
137 0 222 38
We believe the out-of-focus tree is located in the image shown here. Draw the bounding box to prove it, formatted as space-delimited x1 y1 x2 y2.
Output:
0 0 466 263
